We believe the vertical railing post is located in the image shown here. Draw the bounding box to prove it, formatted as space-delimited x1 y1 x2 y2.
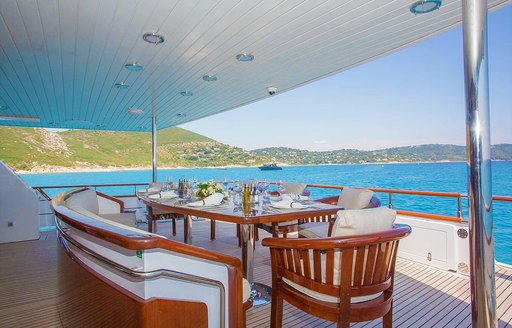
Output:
151 91 157 183
462 0 496 326
457 196 463 218
388 192 393 209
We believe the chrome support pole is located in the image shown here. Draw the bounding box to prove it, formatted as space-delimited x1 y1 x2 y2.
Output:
462 1 496 327
241 224 254 283
151 101 157 183
185 215 193 245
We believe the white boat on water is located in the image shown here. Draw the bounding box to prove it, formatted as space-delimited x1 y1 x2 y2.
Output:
0 1 511 327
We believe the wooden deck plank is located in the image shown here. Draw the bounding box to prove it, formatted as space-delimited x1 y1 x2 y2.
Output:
1 221 512 327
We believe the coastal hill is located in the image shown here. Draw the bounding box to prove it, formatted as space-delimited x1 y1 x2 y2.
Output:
252 144 512 165
0 126 511 172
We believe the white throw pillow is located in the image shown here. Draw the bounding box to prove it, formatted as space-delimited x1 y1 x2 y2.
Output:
337 188 374 209
333 207 396 237
66 189 99 214
283 182 307 195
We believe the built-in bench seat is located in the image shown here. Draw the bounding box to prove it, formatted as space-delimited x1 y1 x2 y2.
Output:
52 188 251 328
65 188 136 227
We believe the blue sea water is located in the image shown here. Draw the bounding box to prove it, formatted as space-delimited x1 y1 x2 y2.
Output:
21 161 512 264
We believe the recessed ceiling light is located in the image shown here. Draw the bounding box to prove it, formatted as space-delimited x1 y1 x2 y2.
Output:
128 108 144 115
0 115 40 122
143 32 165 44
202 74 218 82
236 52 254 62
124 62 144 71
0 105 9 110
180 91 193 96
114 82 129 89
410 0 442 14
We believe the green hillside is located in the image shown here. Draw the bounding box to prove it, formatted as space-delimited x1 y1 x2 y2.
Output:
0 127 267 171
1 126 511 172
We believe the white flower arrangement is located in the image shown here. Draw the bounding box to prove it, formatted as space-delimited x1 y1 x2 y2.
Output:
194 181 223 198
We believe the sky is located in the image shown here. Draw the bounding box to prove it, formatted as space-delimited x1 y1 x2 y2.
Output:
181 6 511 151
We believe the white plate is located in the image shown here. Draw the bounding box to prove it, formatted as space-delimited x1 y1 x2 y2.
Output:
148 193 178 199
187 202 223 208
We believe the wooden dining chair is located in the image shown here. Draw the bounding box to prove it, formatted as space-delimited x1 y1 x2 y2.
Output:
262 224 411 328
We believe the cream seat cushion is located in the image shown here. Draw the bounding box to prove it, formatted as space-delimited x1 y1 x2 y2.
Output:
100 212 136 227
333 207 396 237
298 222 330 238
337 188 374 209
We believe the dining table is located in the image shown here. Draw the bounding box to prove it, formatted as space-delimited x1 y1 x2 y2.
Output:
138 191 342 306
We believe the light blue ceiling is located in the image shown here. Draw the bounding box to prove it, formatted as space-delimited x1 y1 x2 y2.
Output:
0 0 510 131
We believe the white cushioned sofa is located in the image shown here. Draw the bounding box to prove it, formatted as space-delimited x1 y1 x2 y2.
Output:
52 188 251 328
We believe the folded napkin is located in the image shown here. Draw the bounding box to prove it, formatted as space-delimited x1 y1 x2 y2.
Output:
188 193 224 207
271 199 308 209
138 187 160 193
148 191 178 199
282 193 310 201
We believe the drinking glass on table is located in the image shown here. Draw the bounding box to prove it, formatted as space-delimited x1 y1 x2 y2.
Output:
165 176 173 191
232 191 242 206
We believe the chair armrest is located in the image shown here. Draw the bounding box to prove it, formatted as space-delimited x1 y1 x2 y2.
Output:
263 224 412 249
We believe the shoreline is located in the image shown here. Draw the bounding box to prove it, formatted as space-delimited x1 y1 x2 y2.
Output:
14 161 475 175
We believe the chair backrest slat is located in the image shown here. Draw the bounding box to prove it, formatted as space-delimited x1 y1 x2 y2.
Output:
380 241 394 282
302 250 312 280
353 246 367 286
313 250 322 282
293 249 302 274
373 244 387 283
285 249 293 270
325 249 335 284
363 244 378 285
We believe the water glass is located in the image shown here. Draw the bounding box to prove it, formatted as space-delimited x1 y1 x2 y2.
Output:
232 192 242 206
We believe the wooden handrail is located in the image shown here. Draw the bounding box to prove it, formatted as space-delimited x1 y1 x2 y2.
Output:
492 195 512 202
307 183 464 198
396 210 463 223
33 182 149 189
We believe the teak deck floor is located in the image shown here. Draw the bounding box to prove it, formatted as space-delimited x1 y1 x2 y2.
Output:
1 219 511 327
